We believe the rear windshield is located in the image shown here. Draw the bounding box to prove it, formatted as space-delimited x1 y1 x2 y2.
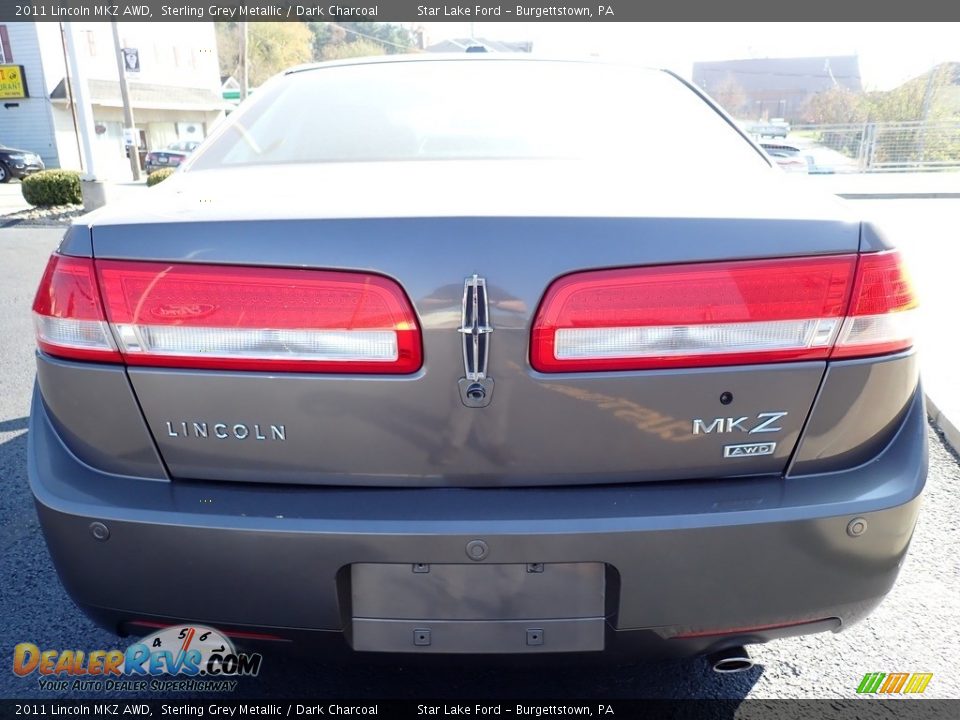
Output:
189 59 769 170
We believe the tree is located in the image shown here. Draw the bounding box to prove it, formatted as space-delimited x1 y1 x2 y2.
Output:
864 63 954 123
803 87 868 124
308 22 417 60
321 38 386 61
216 22 314 87
215 22 238 80
306 21 345 59
709 74 748 118
336 22 417 54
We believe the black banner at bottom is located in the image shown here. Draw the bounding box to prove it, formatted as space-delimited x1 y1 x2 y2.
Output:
0 700 957 720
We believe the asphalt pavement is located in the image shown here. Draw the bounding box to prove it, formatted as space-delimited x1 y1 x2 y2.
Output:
0 227 958 701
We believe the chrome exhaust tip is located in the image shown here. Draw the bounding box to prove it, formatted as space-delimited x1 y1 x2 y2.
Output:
707 645 754 673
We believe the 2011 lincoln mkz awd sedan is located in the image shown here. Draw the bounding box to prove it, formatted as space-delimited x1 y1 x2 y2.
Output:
28 56 925 669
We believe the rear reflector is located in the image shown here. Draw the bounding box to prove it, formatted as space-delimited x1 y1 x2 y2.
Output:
531 251 916 372
33 256 422 373
671 617 836 639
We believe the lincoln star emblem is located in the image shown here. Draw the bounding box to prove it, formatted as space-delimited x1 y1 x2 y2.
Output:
458 274 494 408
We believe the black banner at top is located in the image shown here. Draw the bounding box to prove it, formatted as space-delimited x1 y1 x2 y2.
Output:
3 0 960 22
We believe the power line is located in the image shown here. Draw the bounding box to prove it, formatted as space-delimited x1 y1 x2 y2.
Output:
329 22 423 54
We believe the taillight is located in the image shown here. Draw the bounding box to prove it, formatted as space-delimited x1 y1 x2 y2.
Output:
32 255 121 363
33 255 422 374
531 251 916 372
832 251 917 358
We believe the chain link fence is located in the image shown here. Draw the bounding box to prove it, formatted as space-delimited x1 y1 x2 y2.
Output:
789 121 960 172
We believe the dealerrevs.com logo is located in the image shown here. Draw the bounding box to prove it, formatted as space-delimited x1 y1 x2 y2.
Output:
13 625 263 692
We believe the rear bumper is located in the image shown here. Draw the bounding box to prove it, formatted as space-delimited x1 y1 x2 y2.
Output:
145 160 180 173
28 383 927 656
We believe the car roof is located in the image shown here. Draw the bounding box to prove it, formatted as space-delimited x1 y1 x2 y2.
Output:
283 53 660 77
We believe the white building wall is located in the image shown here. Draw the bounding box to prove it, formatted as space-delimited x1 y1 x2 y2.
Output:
0 23 60 168
42 22 223 179
61 22 220 92
51 104 82 171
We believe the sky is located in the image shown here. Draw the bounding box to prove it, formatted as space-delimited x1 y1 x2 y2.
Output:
417 22 960 90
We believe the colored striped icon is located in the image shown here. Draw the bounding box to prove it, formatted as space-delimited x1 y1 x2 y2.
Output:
857 672 933 694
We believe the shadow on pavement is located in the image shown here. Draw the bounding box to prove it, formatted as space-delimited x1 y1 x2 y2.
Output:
0 416 28 434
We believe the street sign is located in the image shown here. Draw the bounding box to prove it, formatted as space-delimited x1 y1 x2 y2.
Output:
123 128 139 148
122 48 140 74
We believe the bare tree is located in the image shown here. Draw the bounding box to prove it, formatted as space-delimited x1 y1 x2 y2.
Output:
803 87 868 124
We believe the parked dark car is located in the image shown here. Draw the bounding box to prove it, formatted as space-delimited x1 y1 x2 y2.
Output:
144 140 200 174
29 57 924 671
0 142 44 182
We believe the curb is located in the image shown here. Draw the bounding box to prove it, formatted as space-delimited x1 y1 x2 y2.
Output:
926 391 960 455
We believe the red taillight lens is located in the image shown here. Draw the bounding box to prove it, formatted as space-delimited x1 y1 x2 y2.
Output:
832 250 917 359
34 255 422 374
32 255 121 363
531 251 916 372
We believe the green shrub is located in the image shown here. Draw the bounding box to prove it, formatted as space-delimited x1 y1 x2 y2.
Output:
21 170 82 207
146 168 175 187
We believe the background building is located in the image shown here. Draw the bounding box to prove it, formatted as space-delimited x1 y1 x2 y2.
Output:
0 22 227 179
424 38 533 53
692 56 862 122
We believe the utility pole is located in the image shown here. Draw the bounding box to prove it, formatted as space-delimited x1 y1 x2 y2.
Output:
63 22 107 210
58 23 83 173
239 22 248 100
111 20 141 181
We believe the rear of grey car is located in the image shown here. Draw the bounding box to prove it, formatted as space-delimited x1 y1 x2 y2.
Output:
28 57 925 666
